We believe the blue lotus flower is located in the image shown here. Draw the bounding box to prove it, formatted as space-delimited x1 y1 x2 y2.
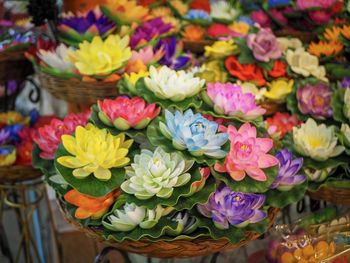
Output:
185 10 212 21
4 124 24 143
159 109 228 158
268 0 291 7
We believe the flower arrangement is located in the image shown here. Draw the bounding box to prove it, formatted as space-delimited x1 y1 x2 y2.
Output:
0 28 35 53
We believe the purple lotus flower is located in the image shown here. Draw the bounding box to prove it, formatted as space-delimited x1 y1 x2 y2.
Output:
297 83 333 119
130 17 173 49
271 148 306 191
341 78 350 89
247 28 282 62
155 37 190 70
0 129 10 145
197 186 266 229
58 8 116 43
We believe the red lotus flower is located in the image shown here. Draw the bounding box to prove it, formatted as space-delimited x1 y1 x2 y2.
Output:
97 96 160 130
207 23 231 38
25 38 56 63
268 60 287 78
64 189 120 220
265 112 301 138
15 140 34 165
190 0 210 13
225 56 266 86
34 112 90 160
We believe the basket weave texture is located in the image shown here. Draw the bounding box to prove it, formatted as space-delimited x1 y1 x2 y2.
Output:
0 50 33 81
0 165 42 183
37 71 119 104
60 201 279 259
308 187 350 205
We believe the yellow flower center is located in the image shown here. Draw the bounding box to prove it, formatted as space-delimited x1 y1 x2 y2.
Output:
314 95 324 107
308 138 322 149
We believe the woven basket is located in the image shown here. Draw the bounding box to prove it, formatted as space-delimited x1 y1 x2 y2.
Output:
0 165 42 183
308 187 350 205
261 102 286 116
37 71 118 105
0 50 33 81
60 201 279 259
183 40 214 54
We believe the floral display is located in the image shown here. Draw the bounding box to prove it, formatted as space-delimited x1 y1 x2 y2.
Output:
266 112 301 138
0 28 35 52
38 44 75 72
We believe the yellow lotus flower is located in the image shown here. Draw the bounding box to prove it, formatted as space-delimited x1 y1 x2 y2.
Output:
205 40 239 59
68 35 131 76
324 26 341 42
124 70 149 86
264 79 294 102
229 22 250 36
202 60 227 82
169 0 189 16
104 0 149 24
57 124 133 181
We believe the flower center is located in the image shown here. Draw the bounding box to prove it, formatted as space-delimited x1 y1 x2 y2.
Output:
308 137 322 149
313 95 325 107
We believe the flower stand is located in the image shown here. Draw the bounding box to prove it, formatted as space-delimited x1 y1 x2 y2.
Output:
0 50 33 82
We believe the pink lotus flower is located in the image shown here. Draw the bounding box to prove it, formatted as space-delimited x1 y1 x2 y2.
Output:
126 46 164 73
34 112 90 160
247 28 282 62
97 96 160 130
250 10 271 28
215 123 278 181
203 82 266 120
296 0 336 9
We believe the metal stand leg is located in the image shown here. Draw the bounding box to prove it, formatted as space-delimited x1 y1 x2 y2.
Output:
210 252 220 263
0 188 14 263
94 247 132 263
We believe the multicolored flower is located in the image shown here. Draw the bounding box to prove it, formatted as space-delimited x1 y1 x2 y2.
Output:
57 124 133 181
203 82 265 120
297 82 333 119
293 118 344 161
97 96 160 130
198 186 266 229
215 122 278 182
121 147 194 199
271 148 305 191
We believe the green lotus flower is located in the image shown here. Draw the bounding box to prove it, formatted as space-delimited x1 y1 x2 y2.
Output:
106 202 173 232
121 147 194 200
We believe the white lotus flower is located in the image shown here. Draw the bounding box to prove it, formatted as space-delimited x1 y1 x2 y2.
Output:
293 118 345 161
144 66 205 102
210 1 239 21
107 203 173 231
121 147 194 200
38 44 75 71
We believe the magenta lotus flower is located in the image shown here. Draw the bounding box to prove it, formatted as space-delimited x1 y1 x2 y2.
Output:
297 83 332 119
247 28 282 62
203 82 265 120
97 96 160 130
296 0 336 9
34 112 90 160
308 10 331 24
215 122 278 181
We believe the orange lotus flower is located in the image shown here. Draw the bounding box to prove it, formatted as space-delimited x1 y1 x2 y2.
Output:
103 0 149 24
341 25 350 40
182 25 206 42
324 26 342 42
64 189 120 220
308 41 343 57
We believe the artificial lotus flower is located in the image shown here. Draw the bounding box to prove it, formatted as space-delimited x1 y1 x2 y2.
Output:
340 123 350 149
203 82 266 120
38 44 75 72
341 25 350 40
125 46 164 73
121 147 194 199
324 26 342 42
0 146 16 167
0 129 10 145
0 112 30 126
340 77 350 89
190 0 211 13
151 6 172 17
156 37 190 70
304 167 333 182
239 81 266 101
297 82 333 119
215 122 278 181
68 35 131 76
58 7 116 44
123 70 149 91
185 10 212 22
169 0 189 16
57 124 133 181
286 48 328 82
15 140 34 166
144 66 205 102
251 10 271 28
166 211 198 236
64 189 119 220
102 0 149 25
344 89 350 120
2 124 24 144
293 118 345 161
268 60 287 78
130 17 173 49
34 112 90 160
159 16 180 34
264 79 294 102
181 25 206 42
210 1 239 21
276 37 303 53
25 38 56 63
97 96 160 130
199 60 227 83
106 203 173 231
265 112 301 138
207 23 232 38
159 110 228 158
198 186 266 229
204 40 238 59
0 29 35 51
270 148 305 191
308 41 343 57
229 21 250 36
